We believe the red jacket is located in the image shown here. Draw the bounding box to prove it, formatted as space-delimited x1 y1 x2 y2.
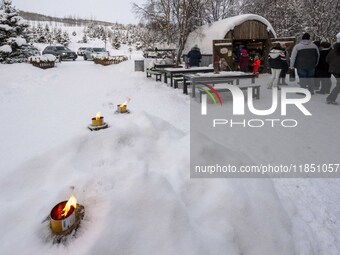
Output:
253 59 261 73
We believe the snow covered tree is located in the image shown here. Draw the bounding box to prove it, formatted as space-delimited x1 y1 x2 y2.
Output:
202 0 239 23
35 23 46 43
112 36 121 49
239 0 339 42
54 28 62 43
62 31 70 46
72 31 77 36
133 0 206 65
82 33 88 43
0 0 31 63
303 0 340 42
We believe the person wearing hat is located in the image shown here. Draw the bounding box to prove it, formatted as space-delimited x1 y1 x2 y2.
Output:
239 49 250 72
290 32 320 94
187 44 202 67
325 32 340 105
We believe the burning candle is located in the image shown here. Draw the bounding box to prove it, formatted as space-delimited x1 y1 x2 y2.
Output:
91 112 103 126
118 104 127 113
118 97 131 113
50 195 77 235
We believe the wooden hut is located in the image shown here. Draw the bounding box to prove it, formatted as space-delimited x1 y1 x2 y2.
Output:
184 14 295 72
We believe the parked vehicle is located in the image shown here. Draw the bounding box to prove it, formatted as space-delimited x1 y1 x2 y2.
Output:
77 47 87 56
83 47 109 60
42 46 77 61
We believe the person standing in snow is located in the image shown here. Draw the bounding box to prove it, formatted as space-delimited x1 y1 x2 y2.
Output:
239 49 250 72
315 41 332 94
267 44 286 89
187 44 202 67
325 33 340 105
290 33 320 94
252 55 261 77
278 43 289 85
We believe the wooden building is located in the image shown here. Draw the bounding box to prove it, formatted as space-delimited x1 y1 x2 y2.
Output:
184 14 295 72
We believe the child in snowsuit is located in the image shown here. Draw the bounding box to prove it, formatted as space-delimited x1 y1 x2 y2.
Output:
252 56 261 77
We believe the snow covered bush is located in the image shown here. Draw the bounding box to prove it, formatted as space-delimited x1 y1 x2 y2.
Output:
0 0 32 63
93 55 128 65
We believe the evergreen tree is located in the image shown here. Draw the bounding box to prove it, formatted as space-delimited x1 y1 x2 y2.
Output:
112 36 121 49
82 33 88 43
62 31 70 46
36 23 45 43
54 28 62 43
0 0 31 63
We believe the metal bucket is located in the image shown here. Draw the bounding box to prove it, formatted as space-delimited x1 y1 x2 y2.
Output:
91 116 104 126
50 201 76 235
117 105 127 113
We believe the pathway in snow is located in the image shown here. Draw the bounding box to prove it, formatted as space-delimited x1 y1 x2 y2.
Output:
0 60 339 255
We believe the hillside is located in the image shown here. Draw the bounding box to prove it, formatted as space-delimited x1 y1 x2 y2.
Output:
19 10 120 27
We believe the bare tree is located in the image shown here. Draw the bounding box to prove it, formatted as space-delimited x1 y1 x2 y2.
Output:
239 0 339 42
133 0 206 64
304 0 340 42
203 0 238 23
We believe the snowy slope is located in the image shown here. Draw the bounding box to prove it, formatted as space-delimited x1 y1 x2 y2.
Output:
0 27 339 254
27 20 143 58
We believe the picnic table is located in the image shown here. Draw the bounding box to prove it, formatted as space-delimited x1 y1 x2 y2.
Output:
163 66 214 87
183 71 256 97
153 63 182 69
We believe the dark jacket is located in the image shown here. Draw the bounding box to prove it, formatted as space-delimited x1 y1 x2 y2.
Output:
268 49 286 69
187 47 202 67
290 40 320 69
316 48 331 77
239 52 249 72
326 43 340 75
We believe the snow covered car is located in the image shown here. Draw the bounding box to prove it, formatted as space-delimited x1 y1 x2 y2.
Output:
42 46 77 61
83 47 109 60
77 47 87 56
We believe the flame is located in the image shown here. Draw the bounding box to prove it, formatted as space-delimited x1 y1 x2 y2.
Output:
120 97 131 107
61 195 77 217
95 112 101 120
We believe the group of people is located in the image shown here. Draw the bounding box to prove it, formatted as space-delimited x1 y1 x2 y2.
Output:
238 49 261 77
187 32 340 105
268 32 340 105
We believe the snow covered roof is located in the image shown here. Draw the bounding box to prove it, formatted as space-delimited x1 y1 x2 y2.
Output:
185 14 276 54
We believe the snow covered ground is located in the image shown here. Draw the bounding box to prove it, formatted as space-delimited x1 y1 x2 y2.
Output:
0 58 339 255
0 22 339 255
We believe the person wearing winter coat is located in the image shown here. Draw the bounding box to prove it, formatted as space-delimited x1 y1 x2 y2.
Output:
267 44 287 89
239 49 250 72
252 55 261 77
290 33 320 94
315 41 332 94
325 33 340 105
279 43 289 85
187 45 202 67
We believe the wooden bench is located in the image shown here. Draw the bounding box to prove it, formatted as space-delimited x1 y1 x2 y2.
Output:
199 84 261 102
183 77 234 95
146 69 162 81
173 77 184 89
178 79 234 89
164 74 183 87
